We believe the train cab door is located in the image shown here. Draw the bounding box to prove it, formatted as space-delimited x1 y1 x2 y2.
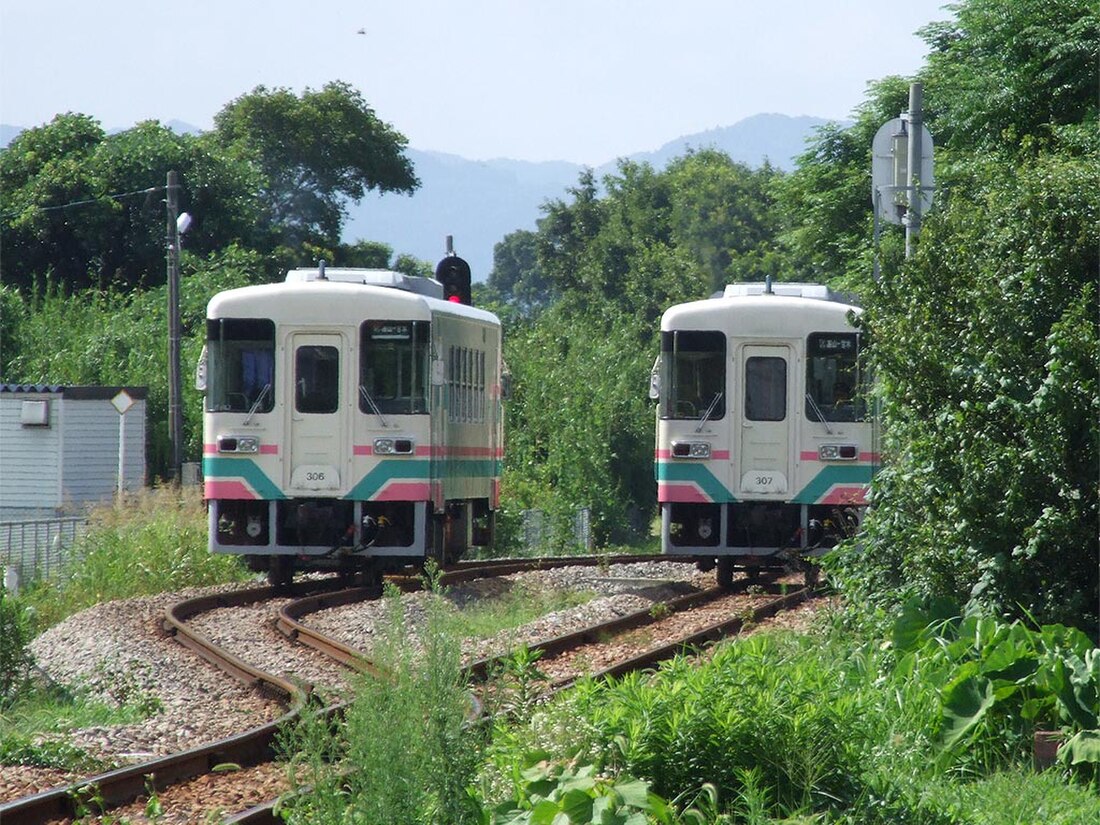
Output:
286 332 347 494
737 345 794 497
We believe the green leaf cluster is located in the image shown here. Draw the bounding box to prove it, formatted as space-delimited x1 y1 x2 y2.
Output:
890 599 1100 778
492 754 669 825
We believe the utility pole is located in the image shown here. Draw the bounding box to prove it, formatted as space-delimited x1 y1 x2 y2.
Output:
166 171 183 481
905 82 924 258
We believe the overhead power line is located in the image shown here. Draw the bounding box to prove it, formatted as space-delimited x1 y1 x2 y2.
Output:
1 185 163 220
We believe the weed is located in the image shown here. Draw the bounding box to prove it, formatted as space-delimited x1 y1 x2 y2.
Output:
495 645 549 722
0 586 32 708
279 575 486 824
649 601 671 621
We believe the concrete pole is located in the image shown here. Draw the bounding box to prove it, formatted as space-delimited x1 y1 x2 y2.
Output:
905 83 924 258
166 171 183 480
118 411 126 494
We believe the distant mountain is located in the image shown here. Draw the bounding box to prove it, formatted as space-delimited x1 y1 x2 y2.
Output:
1 124 24 147
2 113 839 281
608 113 832 172
346 113 838 279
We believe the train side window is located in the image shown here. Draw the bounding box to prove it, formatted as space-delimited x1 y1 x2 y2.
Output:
659 330 726 421
360 321 430 415
745 356 787 421
296 345 339 414
805 332 866 422
205 318 275 414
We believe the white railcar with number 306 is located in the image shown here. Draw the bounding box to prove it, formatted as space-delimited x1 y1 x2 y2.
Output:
199 254 504 585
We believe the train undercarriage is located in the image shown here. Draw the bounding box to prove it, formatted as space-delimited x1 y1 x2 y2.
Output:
664 501 862 587
210 497 495 586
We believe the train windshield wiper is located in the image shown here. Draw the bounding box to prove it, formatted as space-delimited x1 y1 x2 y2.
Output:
804 393 834 435
695 392 723 433
243 384 271 426
359 385 390 428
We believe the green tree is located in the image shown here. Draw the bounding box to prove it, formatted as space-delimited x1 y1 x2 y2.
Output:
486 229 555 314
919 0 1098 152
0 115 262 290
208 81 418 252
819 0 1100 629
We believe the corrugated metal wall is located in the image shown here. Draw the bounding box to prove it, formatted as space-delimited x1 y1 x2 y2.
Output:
61 398 147 503
0 394 63 509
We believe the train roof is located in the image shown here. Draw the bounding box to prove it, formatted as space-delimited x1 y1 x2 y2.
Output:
717 282 859 305
207 268 500 327
662 282 861 335
284 266 445 298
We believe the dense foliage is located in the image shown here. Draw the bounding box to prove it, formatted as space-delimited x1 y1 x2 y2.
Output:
492 153 782 547
0 0 1095 632
0 83 417 290
506 612 1100 823
827 0 1099 629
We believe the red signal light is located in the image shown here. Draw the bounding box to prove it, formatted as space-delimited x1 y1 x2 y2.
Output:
435 254 473 305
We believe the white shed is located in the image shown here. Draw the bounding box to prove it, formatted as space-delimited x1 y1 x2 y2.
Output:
0 385 147 519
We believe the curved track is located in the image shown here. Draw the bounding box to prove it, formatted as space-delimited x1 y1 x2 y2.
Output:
1 556 812 823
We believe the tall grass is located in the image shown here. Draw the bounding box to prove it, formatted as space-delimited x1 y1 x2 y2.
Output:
20 485 251 630
279 569 486 824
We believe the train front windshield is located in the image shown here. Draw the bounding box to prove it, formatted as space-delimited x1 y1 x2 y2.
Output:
360 321 430 415
805 332 867 422
205 318 276 413
660 330 726 421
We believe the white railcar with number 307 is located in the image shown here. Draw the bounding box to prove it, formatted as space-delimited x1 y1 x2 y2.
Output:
651 281 876 586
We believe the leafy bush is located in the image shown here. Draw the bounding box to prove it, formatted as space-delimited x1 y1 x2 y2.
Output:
490 755 674 825
0 587 32 708
543 632 894 819
890 599 1100 779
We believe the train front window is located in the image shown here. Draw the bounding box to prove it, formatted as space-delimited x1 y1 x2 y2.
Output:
360 321 430 415
205 318 275 414
745 356 787 421
805 332 866 422
660 330 726 421
296 345 340 414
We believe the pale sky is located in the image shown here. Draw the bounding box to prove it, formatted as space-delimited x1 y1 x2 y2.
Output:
1 1 951 166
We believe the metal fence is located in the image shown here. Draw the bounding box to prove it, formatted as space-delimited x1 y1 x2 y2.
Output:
1 517 87 589
521 507 592 554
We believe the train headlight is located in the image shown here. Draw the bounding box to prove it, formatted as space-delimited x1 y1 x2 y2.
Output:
671 441 711 459
819 444 858 461
218 435 259 454
374 437 415 455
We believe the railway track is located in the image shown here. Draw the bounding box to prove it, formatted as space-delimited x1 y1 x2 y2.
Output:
1 555 815 823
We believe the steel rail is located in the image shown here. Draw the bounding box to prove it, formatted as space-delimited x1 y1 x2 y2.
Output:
0 580 346 825
229 579 814 825
553 583 812 689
